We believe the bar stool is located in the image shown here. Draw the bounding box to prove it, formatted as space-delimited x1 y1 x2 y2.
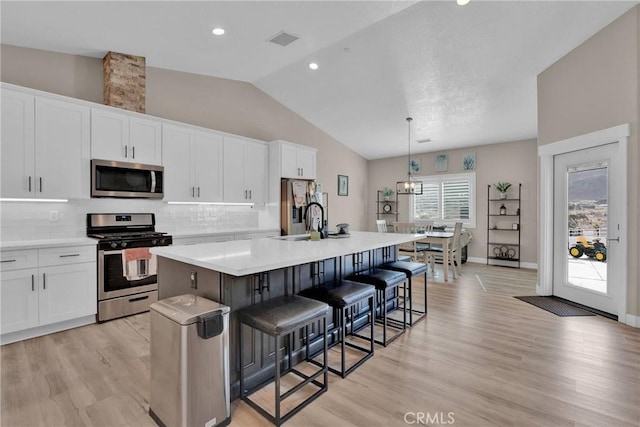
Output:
379 260 428 325
346 252 407 347
299 279 375 377
237 295 329 426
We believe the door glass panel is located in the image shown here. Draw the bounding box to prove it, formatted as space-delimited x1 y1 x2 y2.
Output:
566 163 608 293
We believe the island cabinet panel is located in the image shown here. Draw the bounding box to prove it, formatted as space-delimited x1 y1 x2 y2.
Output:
155 240 400 399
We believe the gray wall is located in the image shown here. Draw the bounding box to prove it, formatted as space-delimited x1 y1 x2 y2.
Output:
537 6 639 317
0 44 369 231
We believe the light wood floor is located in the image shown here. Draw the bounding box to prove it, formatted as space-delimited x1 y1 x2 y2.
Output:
2 263 639 427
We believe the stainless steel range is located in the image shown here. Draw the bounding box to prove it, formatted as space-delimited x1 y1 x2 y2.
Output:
87 213 172 322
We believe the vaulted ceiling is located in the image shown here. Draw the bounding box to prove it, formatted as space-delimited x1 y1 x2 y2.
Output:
2 1 637 159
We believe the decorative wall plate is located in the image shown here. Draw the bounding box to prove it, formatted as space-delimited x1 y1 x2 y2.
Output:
382 203 392 213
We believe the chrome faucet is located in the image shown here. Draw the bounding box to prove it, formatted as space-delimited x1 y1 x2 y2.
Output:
303 202 326 238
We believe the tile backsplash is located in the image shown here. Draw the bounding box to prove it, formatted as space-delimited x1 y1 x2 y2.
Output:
0 199 279 241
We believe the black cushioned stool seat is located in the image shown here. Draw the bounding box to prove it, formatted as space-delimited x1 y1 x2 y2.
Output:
346 269 407 346
379 260 428 326
237 295 329 426
299 281 375 377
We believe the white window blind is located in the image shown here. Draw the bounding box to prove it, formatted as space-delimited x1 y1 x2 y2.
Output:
410 172 476 228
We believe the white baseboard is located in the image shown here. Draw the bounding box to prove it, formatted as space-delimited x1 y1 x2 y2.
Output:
466 257 538 270
1 315 96 345
624 314 640 328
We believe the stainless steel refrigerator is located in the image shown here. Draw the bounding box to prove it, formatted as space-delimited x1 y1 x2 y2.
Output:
280 179 328 236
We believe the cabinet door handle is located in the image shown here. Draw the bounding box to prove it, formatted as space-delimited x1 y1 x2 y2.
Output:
42 273 46 290
132 146 135 159
197 187 200 197
124 145 128 158
28 176 32 192
244 190 247 199
192 186 195 197
59 254 80 258
32 274 35 291
0 259 16 263
249 190 252 199
39 177 43 192
301 168 303 176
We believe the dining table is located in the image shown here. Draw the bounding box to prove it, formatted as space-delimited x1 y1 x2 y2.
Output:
413 231 456 281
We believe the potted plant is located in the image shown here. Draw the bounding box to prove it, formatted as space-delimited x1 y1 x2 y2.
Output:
494 182 512 199
381 187 394 201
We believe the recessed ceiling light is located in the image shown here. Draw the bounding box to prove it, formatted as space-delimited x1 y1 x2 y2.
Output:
308 62 319 70
457 0 470 5
212 28 225 36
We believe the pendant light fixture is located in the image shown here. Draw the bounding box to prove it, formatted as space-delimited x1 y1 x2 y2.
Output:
396 117 423 195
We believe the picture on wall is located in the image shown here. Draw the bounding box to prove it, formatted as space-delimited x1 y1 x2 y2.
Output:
410 158 421 174
434 154 448 172
463 152 476 170
338 175 349 196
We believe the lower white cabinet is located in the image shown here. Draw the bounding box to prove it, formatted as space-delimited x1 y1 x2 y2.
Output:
0 268 39 334
0 246 97 342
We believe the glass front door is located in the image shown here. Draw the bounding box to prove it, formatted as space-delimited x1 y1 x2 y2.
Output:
553 143 621 315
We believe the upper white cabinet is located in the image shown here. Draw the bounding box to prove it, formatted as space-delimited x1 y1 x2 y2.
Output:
91 108 162 165
163 123 223 202
271 140 316 179
1 89 35 199
223 136 267 203
1 88 90 199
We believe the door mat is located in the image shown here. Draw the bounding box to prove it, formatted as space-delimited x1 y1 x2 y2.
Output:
514 296 595 317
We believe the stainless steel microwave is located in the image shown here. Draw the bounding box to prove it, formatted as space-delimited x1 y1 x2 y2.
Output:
91 159 164 199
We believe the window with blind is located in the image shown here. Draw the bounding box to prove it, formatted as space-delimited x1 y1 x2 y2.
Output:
410 172 476 228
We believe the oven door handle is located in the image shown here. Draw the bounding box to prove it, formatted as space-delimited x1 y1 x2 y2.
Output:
100 249 127 255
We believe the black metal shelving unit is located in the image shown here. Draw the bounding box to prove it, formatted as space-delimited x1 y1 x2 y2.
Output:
487 183 521 268
376 190 399 224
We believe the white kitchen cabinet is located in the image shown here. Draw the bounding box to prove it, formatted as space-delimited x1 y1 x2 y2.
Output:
0 88 90 199
39 263 96 325
163 123 223 202
0 245 97 343
0 269 39 334
223 136 267 203
91 108 162 165
271 140 317 179
1 89 35 199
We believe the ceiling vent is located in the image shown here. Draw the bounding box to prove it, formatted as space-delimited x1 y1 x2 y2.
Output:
267 31 300 47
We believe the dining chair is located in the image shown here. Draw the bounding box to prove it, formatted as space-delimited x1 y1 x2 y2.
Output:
423 222 463 278
392 222 422 261
376 220 388 232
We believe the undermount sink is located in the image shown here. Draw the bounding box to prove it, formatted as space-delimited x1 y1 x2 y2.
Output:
272 234 311 241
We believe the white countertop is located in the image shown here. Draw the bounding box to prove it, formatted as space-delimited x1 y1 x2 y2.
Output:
0 237 98 250
152 231 421 277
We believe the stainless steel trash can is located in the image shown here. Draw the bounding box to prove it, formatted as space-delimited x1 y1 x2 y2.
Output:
149 294 231 427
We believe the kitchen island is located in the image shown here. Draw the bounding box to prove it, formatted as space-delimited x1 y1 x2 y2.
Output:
152 231 421 397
